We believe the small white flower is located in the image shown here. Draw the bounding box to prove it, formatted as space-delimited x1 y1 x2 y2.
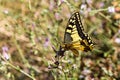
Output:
82 69 91 75
115 38 120 44
79 75 84 79
3 10 9 14
80 4 87 15
80 4 87 10
108 6 115 13
118 29 120 34
67 60 71 63
72 64 77 69
3 52 10 60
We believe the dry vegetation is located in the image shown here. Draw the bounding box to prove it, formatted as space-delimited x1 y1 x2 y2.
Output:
0 0 120 80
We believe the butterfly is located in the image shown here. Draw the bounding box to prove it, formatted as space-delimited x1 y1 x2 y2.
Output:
52 12 94 68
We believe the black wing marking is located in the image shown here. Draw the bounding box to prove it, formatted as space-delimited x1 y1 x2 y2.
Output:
75 12 93 45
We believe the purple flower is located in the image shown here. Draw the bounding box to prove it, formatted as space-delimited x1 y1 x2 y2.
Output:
44 38 50 47
55 12 61 20
2 46 8 52
31 23 36 30
60 0 64 3
2 46 10 60
86 0 93 4
99 2 104 7
74 0 78 2
49 1 55 11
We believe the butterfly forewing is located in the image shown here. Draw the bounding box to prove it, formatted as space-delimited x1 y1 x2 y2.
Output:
63 12 94 55
64 12 83 44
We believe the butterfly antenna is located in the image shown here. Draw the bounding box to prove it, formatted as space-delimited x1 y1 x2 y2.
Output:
52 46 57 53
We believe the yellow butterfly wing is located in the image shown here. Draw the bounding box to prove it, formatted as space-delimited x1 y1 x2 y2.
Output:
63 12 93 56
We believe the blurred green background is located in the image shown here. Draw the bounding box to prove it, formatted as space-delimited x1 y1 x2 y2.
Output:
0 0 120 80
